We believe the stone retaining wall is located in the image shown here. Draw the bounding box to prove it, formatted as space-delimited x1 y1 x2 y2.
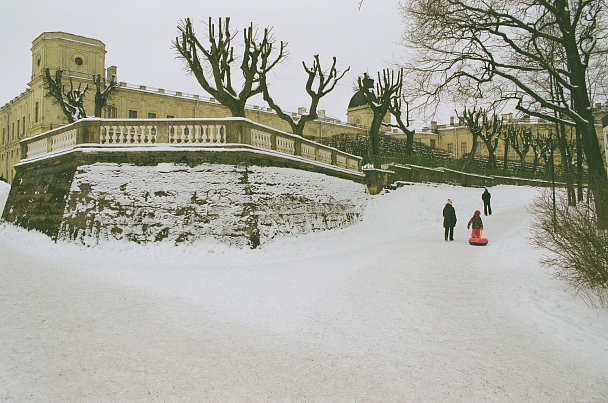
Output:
2 147 367 248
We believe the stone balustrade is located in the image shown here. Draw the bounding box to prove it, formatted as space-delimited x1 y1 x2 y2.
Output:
19 117 362 173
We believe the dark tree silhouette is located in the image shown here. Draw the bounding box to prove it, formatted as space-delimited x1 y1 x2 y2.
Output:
402 0 608 226
507 124 534 175
174 17 286 118
262 55 349 136
44 68 87 123
457 107 483 168
385 72 415 156
358 69 411 168
44 68 117 122
459 107 502 169
93 73 118 118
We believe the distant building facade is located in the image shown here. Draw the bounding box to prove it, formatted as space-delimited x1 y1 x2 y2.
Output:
1 32 369 183
1 32 606 183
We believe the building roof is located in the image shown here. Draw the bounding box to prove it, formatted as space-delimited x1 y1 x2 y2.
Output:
348 90 377 109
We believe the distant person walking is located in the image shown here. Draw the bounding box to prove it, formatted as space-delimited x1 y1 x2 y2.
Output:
443 199 457 241
482 188 492 216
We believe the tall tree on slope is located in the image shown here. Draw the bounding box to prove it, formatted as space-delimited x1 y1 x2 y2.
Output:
401 0 608 226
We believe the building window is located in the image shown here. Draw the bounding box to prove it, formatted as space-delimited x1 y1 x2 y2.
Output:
106 106 117 118
461 142 468 156
148 112 157 119
447 143 454 154
430 139 436 148
166 114 174 119
75 57 83 66
16 120 19 138
128 110 138 119
35 102 39 123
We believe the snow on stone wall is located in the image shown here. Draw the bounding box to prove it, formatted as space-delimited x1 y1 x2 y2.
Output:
59 162 368 248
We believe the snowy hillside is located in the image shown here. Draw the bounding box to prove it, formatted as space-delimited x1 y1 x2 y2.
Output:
1 180 607 401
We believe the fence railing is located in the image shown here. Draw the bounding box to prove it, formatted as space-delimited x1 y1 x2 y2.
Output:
20 117 362 173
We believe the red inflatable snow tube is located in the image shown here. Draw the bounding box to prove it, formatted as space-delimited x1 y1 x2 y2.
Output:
468 237 489 246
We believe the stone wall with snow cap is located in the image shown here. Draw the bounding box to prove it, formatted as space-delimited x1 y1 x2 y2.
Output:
58 162 368 248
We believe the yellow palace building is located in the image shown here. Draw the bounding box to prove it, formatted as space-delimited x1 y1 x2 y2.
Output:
1 32 606 183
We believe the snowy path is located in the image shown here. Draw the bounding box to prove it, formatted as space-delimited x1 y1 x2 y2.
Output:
1 184 607 401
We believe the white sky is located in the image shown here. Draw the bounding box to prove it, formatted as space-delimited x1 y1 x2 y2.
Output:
0 0 422 124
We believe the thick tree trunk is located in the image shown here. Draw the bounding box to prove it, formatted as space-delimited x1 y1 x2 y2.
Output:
369 116 383 168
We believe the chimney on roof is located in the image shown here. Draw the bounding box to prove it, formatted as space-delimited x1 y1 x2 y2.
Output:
106 66 117 83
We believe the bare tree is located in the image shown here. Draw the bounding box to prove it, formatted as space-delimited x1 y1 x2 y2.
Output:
507 124 534 175
401 0 608 226
457 107 483 168
458 107 502 169
44 68 117 123
93 73 118 118
553 123 578 205
530 132 549 177
44 68 87 123
537 132 559 177
357 69 410 167
174 17 286 118
386 79 416 155
262 55 349 136
499 127 511 170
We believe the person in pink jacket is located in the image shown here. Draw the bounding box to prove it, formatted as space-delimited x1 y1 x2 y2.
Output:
467 210 484 239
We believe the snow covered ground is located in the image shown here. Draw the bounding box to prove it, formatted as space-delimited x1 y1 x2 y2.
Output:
1 180 607 401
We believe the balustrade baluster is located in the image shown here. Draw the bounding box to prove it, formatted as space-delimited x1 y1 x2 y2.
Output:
188 125 194 143
129 126 136 143
168 126 174 143
194 126 201 143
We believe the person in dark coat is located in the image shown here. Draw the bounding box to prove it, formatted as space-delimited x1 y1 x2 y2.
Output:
442 198 457 241
482 188 492 216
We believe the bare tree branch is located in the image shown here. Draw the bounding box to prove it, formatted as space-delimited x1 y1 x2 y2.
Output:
262 55 349 136
174 17 287 117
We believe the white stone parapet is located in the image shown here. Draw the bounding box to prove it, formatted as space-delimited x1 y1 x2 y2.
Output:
20 118 362 174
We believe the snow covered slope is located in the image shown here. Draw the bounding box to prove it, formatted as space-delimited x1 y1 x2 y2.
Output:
1 181 607 401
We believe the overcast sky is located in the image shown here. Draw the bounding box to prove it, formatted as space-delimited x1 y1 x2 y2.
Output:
0 0 432 124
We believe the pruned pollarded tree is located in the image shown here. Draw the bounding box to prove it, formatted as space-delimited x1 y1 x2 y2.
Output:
386 77 416 156
93 73 118 118
507 124 534 175
401 0 608 226
357 69 412 168
458 107 502 169
44 68 118 122
262 55 349 136
44 68 87 123
174 17 286 118
536 132 558 176
499 127 510 170
457 107 483 168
